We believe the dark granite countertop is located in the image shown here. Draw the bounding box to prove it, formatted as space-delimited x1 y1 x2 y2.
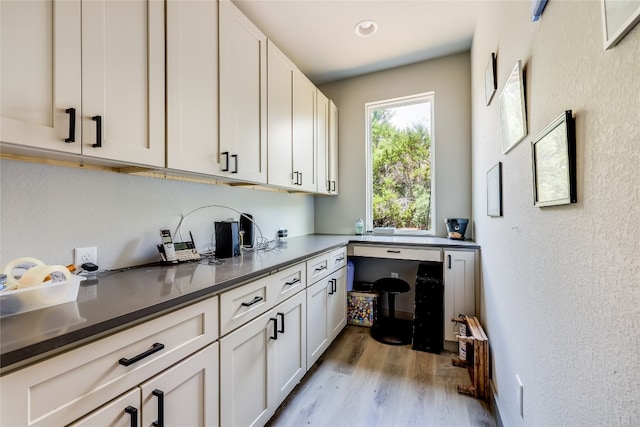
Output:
0 234 478 373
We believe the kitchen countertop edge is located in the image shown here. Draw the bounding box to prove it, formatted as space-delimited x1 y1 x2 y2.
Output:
1 234 478 372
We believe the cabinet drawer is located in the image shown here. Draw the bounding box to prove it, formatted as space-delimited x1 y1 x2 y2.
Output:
351 245 442 262
0 297 218 427
270 262 306 307
306 252 331 284
330 246 347 271
220 274 271 336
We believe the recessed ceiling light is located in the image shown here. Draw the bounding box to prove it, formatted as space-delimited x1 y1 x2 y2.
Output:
355 20 378 37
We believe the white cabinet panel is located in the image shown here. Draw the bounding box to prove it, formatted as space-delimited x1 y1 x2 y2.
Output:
0 0 81 153
140 343 219 427
267 40 295 188
220 309 273 427
219 0 267 183
316 91 330 194
328 100 339 194
166 0 219 175
292 71 316 192
81 0 165 166
444 250 476 341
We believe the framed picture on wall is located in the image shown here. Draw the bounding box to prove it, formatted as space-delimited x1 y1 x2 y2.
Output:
485 52 497 105
499 60 528 154
531 110 577 207
601 0 640 49
487 162 503 217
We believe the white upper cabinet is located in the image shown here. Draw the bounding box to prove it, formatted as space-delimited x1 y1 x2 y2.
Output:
316 90 330 194
81 0 165 167
328 100 340 194
166 0 220 175
1 0 82 154
1 0 165 167
219 0 267 183
267 40 316 192
292 71 317 192
267 40 295 188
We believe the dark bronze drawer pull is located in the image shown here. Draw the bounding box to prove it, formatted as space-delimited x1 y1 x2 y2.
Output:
241 296 263 307
285 277 301 286
119 342 165 366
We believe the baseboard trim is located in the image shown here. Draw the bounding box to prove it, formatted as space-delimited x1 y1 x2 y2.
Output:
490 380 504 427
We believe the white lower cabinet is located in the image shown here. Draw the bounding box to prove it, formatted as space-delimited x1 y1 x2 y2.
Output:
0 297 218 426
220 290 306 427
443 250 477 341
71 343 219 427
306 266 346 368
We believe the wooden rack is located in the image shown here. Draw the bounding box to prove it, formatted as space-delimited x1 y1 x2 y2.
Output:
451 315 489 400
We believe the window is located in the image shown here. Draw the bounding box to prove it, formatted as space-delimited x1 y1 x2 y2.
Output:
365 93 435 234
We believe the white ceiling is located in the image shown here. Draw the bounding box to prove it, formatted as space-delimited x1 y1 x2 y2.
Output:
232 0 479 85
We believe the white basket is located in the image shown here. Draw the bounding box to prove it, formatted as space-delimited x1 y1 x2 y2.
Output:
0 275 84 317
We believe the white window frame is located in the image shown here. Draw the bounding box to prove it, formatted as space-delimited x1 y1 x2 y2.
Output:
365 92 436 235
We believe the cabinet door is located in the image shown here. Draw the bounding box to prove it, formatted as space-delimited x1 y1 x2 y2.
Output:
81 0 165 167
328 100 339 194
272 291 307 408
443 250 476 341
292 71 316 192
220 310 274 427
219 0 267 183
316 91 330 194
140 343 219 427
68 388 140 427
267 40 295 188
0 0 81 153
327 268 347 341
306 279 329 367
166 0 219 175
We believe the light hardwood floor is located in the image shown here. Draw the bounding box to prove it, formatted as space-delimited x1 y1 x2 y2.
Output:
267 325 496 427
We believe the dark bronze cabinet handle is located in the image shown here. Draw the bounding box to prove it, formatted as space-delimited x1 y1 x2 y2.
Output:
448 254 452 269
277 312 285 333
331 181 336 191
65 108 76 143
222 151 229 171
270 317 278 340
91 115 102 147
241 296 263 307
231 154 238 173
119 343 165 366
125 406 138 427
314 265 327 272
151 389 164 427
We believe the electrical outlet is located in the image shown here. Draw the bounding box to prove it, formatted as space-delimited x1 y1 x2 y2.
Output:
391 272 399 278
75 246 97 267
516 374 524 418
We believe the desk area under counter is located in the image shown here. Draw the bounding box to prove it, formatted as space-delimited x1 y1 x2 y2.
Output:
346 235 480 346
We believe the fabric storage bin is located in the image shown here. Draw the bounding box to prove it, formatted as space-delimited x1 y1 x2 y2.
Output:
347 291 379 327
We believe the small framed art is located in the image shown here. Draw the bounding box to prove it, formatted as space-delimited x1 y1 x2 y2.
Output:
601 0 640 49
487 162 502 217
531 110 577 207
485 52 497 105
500 60 527 154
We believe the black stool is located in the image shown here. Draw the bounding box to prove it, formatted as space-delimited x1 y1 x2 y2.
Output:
371 277 412 345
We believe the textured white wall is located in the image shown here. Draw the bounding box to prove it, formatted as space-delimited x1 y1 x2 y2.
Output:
471 1 640 425
0 160 314 270
315 52 472 237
